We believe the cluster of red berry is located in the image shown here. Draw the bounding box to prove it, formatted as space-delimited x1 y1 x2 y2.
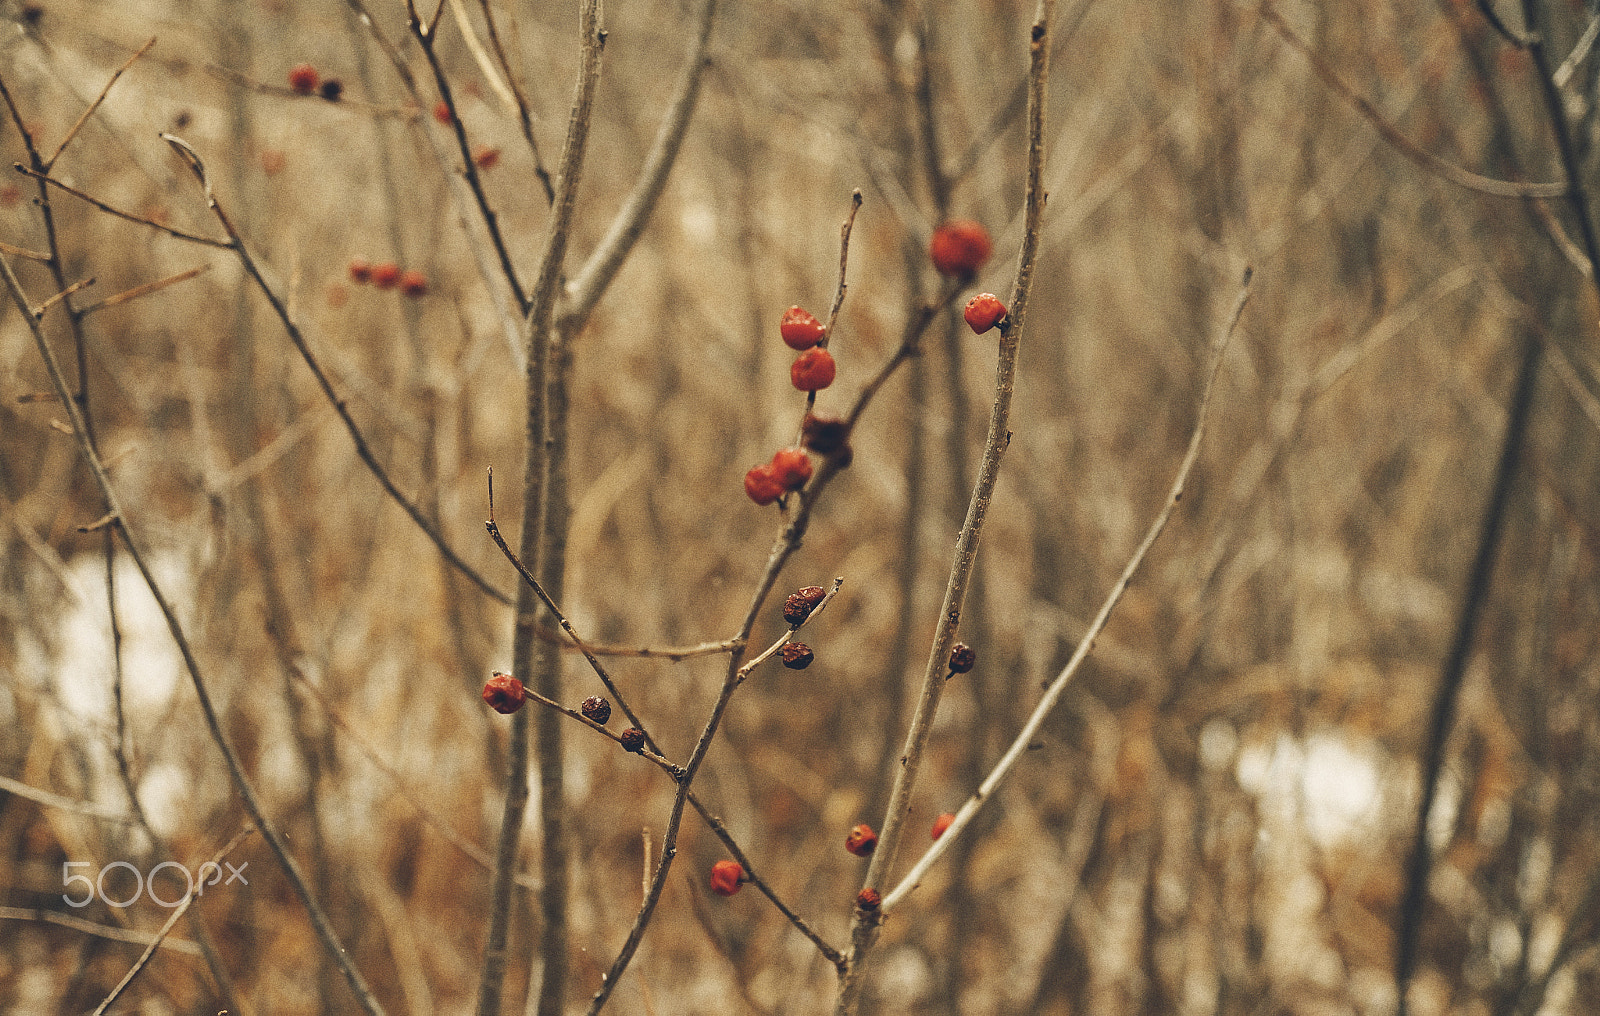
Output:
347 259 427 298
287 64 344 102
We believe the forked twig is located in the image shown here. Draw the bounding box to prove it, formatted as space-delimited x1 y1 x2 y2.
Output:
46 37 156 170
884 271 1252 911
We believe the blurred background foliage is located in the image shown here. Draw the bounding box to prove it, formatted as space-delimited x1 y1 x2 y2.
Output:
3 0 1600 1013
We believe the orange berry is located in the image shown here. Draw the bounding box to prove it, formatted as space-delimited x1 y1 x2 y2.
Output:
370 262 400 289
930 219 993 279
845 823 878 857
432 99 453 125
790 347 836 392
288 63 320 95
856 887 881 911
482 671 526 714
963 293 1007 334
709 860 744 897
931 812 955 840
398 269 428 297
780 305 826 350
769 448 812 491
744 464 785 506
348 259 372 284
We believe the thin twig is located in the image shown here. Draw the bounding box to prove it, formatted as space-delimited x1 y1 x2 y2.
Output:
1261 4 1565 199
0 254 386 1016
0 239 51 261
46 37 156 170
77 265 209 316
822 190 863 341
91 827 254 1016
474 0 555 202
32 277 94 318
158 132 514 607
837 4 1055 1011
0 774 136 823
0 907 201 955
884 272 1252 911
1553 13 1600 88
14 165 231 246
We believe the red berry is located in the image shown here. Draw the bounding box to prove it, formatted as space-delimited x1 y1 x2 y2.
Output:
482 672 526 714
370 262 400 290
769 448 812 491
845 823 878 857
432 99 453 125
790 347 836 392
348 259 372 284
709 860 744 897
930 220 993 279
398 270 428 297
779 305 826 350
855 887 881 911
288 63 320 95
473 144 501 170
931 812 955 840
744 464 785 506
963 293 1007 334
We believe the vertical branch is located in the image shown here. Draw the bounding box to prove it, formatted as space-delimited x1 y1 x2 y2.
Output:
480 2 605 1014
835 3 1055 1012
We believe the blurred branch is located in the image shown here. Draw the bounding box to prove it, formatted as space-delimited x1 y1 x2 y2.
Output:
885 271 1251 912
77 265 209 317
157 132 515 607
0 907 200 956
0 774 136 823
1260 4 1566 199
90 827 254 1016
560 0 718 333
1553 13 1600 88
471 0 555 202
45 36 154 171
0 252 388 1016
411 4 530 313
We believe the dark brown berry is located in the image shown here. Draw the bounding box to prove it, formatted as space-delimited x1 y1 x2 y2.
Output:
801 413 851 455
780 643 815 670
619 728 646 753
855 887 881 911
319 79 344 102
783 586 827 625
948 643 976 674
581 696 612 725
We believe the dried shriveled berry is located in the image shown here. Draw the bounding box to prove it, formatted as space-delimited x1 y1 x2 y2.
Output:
319 79 344 102
371 262 401 290
780 643 815 670
432 99 453 125
709 859 744 897
855 887 881 911
963 293 1007 334
845 823 878 857
348 259 372 284
744 464 785 506
779 305 826 350
930 220 993 279
581 695 612 725
790 347 836 392
619 728 646 753
783 585 827 625
770 448 812 491
801 413 851 455
482 671 526 714
288 63 320 95
931 812 955 840
399 270 428 297
948 643 976 674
